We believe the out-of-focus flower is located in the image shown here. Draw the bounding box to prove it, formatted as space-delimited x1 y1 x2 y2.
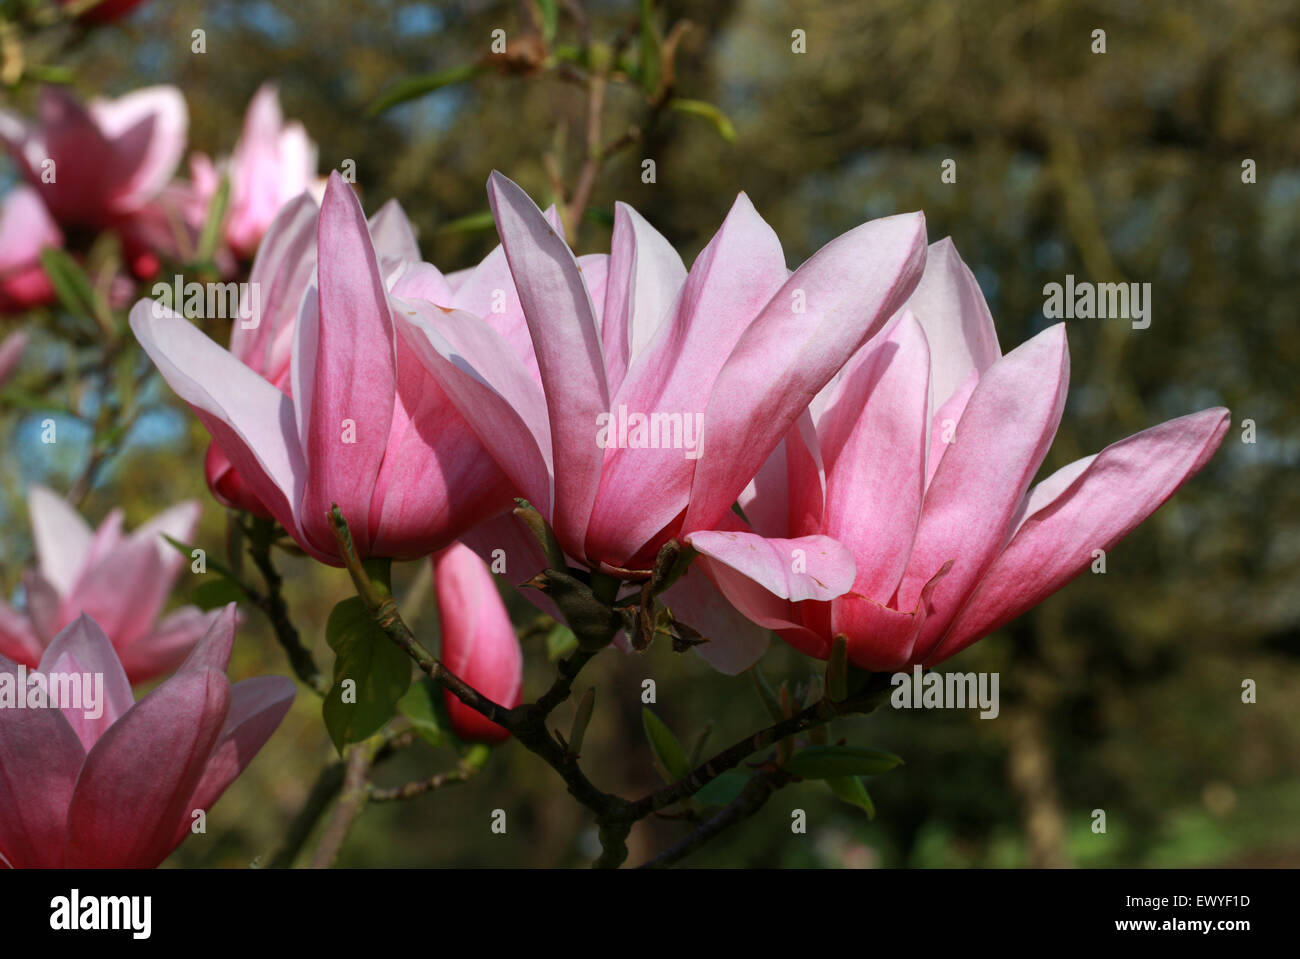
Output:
58 0 149 24
189 83 320 259
0 486 225 684
0 187 61 313
132 172 512 563
433 543 522 743
0 328 28 387
686 239 1230 671
0 606 295 868
396 171 925 671
0 86 186 233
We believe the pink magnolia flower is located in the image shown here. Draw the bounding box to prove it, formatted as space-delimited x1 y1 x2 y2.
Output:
399 173 925 577
0 187 61 313
686 238 1230 671
131 172 512 563
433 543 522 743
0 329 28 387
0 86 186 234
0 606 295 868
190 83 320 259
395 172 924 671
0 486 225 684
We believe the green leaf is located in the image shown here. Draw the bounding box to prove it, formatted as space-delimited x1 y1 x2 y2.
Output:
536 0 559 45
396 677 445 748
668 98 736 143
825 776 876 820
694 770 749 807
39 248 101 325
322 597 413 753
545 622 579 661
368 64 485 116
192 578 244 611
196 174 230 265
638 0 662 94
784 745 904 780
436 210 498 235
641 707 689 782
160 534 239 584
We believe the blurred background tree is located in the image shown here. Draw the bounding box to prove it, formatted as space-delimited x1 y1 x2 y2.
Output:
2 0 1296 867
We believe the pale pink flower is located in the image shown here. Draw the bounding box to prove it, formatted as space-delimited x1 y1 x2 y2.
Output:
686 239 1230 670
189 83 320 258
0 486 224 684
0 186 62 313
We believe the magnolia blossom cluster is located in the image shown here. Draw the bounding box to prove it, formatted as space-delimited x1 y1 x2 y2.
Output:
133 165 1228 681
0 76 1229 870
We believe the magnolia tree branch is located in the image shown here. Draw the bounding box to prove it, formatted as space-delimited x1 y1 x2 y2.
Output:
310 734 382 868
325 505 890 868
244 517 329 695
638 769 794 869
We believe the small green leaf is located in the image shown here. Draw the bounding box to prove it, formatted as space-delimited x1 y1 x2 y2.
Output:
368 64 485 116
545 622 579 661
322 597 413 753
436 210 498 235
39 248 101 327
196 174 230 265
694 770 749 807
642 707 689 782
638 0 662 94
668 98 736 143
396 677 445 748
784 745 904 780
826 776 876 819
192 578 244 611
536 0 559 44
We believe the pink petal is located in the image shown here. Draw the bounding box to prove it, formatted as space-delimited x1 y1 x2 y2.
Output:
897 323 1070 658
36 614 135 750
925 367 978 489
583 193 787 565
130 300 308 546
832 560 952 671
394 300 553 516
685 529 855 604
0 652 85 868
26 485 94 597
296 172 395 557
368 197 420 264
600 202 685 393
822 312 931 601
904 236 1001 413
0 601 42 667
168 674 296 851
930 407 1230 664
90 85 188 214
118 606 227 684
229 192 318 378
65 667 229 867
683 210 929 537
487 171 608 559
